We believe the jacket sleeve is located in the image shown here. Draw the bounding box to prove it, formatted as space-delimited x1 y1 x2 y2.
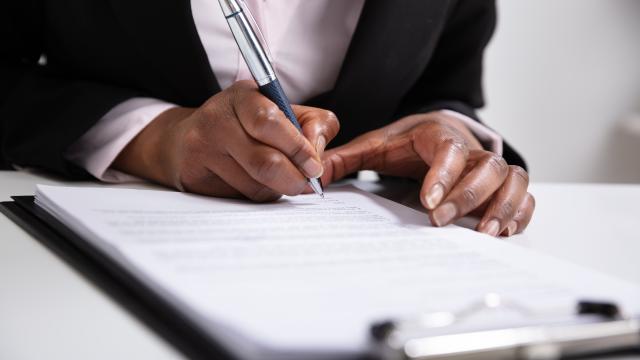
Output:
395 0 526 169
0 1 139 177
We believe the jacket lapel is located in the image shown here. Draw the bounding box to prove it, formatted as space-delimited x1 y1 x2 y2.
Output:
109 0 220 106
324 0 455 145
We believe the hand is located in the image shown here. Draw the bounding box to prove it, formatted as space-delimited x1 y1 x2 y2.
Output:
113 80 340 202
321 112 534 236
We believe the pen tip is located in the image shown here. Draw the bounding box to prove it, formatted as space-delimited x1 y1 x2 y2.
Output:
309 178 324 198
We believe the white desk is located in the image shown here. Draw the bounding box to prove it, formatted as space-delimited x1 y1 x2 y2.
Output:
1 170 639 360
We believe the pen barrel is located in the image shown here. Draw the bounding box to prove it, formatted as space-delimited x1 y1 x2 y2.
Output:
259 80 303 132
224 9 276 86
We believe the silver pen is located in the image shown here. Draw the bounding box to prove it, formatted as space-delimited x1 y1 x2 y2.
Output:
217 0 324 197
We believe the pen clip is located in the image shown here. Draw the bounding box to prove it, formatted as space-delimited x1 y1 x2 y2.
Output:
238 0 274 62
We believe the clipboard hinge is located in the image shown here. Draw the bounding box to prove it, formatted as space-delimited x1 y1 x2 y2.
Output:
371 298 640 360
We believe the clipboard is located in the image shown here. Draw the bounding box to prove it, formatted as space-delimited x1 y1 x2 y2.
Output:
2 195 639 360
0 196 235 360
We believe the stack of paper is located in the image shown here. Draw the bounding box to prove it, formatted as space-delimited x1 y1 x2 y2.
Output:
34 185 640 359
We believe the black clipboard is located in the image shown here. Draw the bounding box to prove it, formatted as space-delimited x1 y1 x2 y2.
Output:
2 195 639 360
0 196 235 360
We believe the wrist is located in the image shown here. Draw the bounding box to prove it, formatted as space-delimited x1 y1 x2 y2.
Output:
113 106 195 187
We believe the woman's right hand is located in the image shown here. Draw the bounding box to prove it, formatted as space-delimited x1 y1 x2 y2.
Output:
113 80 340 201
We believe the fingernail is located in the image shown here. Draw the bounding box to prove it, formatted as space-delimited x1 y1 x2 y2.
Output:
302 158 324 178
506 221 518 236
432 202 457 226
483 219 501 237
425 183 444 209
315 135 326 156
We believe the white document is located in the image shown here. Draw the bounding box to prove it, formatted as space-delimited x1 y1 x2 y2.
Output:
35 184 640 359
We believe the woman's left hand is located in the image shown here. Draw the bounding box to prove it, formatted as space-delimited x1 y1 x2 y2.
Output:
320 111 535 237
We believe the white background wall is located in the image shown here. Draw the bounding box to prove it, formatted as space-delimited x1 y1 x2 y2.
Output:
479 0 640 183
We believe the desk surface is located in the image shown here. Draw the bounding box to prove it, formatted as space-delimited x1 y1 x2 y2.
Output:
1 170 639 360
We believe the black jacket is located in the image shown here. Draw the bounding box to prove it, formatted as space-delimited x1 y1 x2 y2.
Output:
0 0 525 176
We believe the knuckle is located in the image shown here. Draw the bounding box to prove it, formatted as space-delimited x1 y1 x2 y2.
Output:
252 105 281 135
430 127 461 147
497 199 516 219
443 137 469 157
257 103 280 119
414 125 448 149
253 152 286 183
462 187 479 205
437 168 454 187
485 154 509 174
511 165 529 184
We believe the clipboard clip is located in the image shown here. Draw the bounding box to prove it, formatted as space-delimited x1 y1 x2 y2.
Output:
371 294 640 360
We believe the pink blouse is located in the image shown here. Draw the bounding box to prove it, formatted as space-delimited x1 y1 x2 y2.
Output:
65 0 500 182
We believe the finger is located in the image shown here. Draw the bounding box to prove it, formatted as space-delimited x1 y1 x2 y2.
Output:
293 105 340 157
232 87 324 179
320 156 338 188
178 165 239 197
226 129 308 196
413 125 469 210
196 89 309 197
430 152 509 227
210 154 283 202
476 165 529 236
321 130 385 185
182 156 281 202
504 192 535 235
